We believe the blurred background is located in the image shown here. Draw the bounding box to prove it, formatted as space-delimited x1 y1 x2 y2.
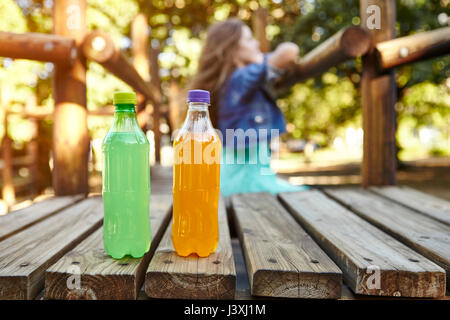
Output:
0 0 449 213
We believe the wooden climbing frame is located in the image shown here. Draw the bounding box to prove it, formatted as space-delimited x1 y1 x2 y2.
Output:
0 0 449 195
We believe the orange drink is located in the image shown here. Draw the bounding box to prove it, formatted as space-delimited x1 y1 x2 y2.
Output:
172 90 221 257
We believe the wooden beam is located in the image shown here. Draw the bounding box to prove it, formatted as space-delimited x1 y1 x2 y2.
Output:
52 0 89 195
376 26 450 69
0 31 76 65
324 187 450 289
275 26 370 87
280 190 446 297
145 197 236 299
360 0 397 187
231 193 342 299
81 30 156 105
0 197 103 299
45 195 172 300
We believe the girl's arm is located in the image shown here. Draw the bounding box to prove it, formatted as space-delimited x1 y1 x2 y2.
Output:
227 42 299 103
267 42 299 70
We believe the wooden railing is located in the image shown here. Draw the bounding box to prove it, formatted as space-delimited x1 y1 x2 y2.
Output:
268 1 450 187
0 0 161 199
0 0 449 198
375 26 450 70
275 26 371 87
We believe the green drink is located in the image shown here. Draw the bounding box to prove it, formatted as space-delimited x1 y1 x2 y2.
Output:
102 92 151 259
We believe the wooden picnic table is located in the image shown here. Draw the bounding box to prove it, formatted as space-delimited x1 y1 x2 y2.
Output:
0 169 449 300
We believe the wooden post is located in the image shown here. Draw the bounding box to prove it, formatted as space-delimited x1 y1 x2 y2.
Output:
2 108 15 207
168 80 183 131
36 120 53 194
149 45 162 162
131 14 150 82
252 8 270 53
360 0 397 187
52 0 89 195
25 95 39 198
131 14 151 131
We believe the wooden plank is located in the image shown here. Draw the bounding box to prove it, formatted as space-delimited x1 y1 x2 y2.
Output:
145 197 236 299
44 195 172 300
324 187 450 289
279 190 446 297
232 193 342 299
0 197 103 300
0 195 85 241
370 186 450 226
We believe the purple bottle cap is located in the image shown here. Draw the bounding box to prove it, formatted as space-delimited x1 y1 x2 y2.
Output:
187 89 210 104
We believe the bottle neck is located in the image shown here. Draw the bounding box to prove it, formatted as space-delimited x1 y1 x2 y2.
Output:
186 102 209 121
180 102 213 134
111 104 139 132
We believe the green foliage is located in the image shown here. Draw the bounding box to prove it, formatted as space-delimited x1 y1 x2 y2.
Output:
278 72 360 145
0 0 27 32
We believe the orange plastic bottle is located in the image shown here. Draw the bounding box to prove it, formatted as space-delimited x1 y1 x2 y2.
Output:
172 90 221 257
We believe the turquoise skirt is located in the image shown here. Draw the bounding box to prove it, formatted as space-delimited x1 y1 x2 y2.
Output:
219 142 308 197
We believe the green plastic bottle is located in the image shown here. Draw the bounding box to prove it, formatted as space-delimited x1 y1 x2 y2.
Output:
102 91 151 259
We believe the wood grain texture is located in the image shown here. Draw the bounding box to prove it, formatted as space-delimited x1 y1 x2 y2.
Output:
375 26 450 69
52 0 90 195
0 195 85 241
324 187 450 289
370 186 450 226
232 193 342 299
360 0 397 186
145 197 236 299
274 27 370 89
44 195 172 300
279 190 446 297
0 31 77 65
0 197 103 299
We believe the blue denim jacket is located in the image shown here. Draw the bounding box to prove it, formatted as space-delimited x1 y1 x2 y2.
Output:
218 55 286 148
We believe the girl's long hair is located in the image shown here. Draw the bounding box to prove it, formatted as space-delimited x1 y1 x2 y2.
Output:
188 18 244 127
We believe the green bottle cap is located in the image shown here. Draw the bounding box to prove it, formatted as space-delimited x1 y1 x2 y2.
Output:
113 91 137 105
